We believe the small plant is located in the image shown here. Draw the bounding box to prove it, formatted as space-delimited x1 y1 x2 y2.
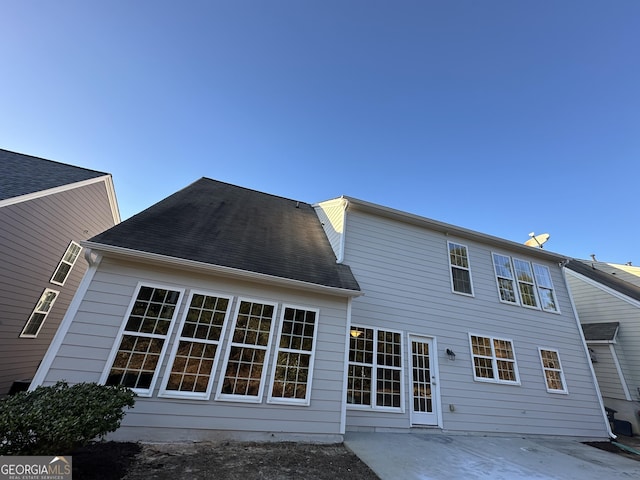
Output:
0 381 135 455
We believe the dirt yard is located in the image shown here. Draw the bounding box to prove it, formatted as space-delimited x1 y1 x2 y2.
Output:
72 441 380 480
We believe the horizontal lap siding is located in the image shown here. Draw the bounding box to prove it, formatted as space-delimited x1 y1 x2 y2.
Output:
344 211 607 437
566 273 640 400
42 257 349 439
0 182 116 394
588 345 627 400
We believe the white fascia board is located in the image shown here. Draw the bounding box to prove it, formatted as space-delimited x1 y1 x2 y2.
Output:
103 175 121 224
565 269 640 309
339 196 568 263
82 241 363 298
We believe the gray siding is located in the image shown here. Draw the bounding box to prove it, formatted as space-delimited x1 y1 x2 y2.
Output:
0 181 116 394
41 256 350 441
343 210 607 438
588 345 627 400
566 271 640 401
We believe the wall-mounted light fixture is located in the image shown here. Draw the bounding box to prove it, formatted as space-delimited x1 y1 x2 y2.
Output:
350 329 362 338
446 349 456 361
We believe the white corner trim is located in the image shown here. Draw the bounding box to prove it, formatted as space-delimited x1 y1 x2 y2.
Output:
29 253 103 389
103 175 121 224
609 344 633 401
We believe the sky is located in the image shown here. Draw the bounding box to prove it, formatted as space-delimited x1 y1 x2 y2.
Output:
1 1 638 263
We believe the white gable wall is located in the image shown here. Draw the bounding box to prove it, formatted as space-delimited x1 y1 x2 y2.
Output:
38 256 351 442
342 209 608 438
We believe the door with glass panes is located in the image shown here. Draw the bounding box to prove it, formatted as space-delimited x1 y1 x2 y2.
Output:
409 335 438 425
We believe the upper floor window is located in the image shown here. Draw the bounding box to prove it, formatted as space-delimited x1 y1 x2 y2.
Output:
492 253 518 304
268 306 319 405
448 242 474 296
538 348 567 393
20 288 59 337
347 326 403 410
103 284 183 396
469 334 520 385
533 265 559 312
216 299 277 403
513 258 538 308
50 241 82 286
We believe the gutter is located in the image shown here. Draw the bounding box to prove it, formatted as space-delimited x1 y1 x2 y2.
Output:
81 241 363 298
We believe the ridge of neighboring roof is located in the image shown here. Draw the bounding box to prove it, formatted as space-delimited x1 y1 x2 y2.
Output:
566 259 640 303
89 177 361 292
0 148 109 201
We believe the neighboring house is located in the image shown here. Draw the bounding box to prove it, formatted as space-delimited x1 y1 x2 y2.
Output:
31 178 610 442
565 259 640 434
0 149 120 395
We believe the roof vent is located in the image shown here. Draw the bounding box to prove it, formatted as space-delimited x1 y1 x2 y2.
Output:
590 254 597 261
627 261 633 266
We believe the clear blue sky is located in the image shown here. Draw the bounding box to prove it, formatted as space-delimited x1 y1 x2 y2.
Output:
2 1 638 263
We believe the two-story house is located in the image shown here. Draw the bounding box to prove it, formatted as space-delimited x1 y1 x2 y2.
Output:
30 178 609 441
0 149 120 395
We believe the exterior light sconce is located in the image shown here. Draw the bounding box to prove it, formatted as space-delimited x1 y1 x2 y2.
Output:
446 349 456 361
350 329 362 338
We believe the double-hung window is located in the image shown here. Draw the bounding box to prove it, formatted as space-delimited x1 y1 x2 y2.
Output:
20 288 59 337
103 284 183 396
513 258 538 308
539 348 567 393
160 291 233 399
469 334 520 384
50 241 82 286
533 265 559 312
216 299 277 402
347 326 403 410
492 254 518 304
448 241 474 296
268 306 319 405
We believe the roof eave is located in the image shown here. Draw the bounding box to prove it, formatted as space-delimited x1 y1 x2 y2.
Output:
82 241 363 298
342 196 568 263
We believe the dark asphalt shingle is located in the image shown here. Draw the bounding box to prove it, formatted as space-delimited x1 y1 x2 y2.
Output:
566 259 640 303
0 149 107 201
581 322 620 341
90 178 360 292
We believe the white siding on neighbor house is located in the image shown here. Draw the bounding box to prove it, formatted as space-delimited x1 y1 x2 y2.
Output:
314 198 346 262
342 209 607 438
0 181 117 395
587 345 627 400
39 256 350 441
566 271 640 402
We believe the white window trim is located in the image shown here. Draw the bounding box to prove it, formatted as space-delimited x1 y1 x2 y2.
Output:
99 282 184 397
512 257 541 311
491 253 520 306
158 290 234 400
347 325 405 413
533 263 561 314
447 241 474 297
267 304 320 406
538 347 568 394
468 333 521 385
20 288 59 338
50 241 82 286
215 297 279 404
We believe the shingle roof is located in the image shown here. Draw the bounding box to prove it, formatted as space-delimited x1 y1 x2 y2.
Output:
0 149 107 201
566 259 640 303
89 178 361 292
582 322 620 341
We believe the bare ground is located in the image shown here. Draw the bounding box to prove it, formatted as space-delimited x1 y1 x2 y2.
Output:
71 441 380 480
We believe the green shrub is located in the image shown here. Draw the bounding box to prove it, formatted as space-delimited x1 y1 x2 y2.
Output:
0 381 135 455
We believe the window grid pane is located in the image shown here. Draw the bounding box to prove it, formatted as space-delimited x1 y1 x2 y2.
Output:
470 335 518 384
449 242 473 295
493 254 518 304
540 349 566 392
21 289 59 337
514 259 538 307
51 241 82 285
534 264 558 312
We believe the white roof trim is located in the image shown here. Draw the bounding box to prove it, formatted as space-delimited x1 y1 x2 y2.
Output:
82 241 363 298
334 196 568 263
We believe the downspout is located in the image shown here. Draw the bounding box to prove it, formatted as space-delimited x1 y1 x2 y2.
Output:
561 261 616 439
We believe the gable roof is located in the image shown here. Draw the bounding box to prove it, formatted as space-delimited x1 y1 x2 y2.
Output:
0 149 108 201
566 259 640 304
581 322 620 342
88 178 361 293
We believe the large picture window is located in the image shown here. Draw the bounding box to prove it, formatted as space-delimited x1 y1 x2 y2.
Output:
20 288 59 338
160 291 233 399
268 306 319 405
50 241 82 286
469 334 520 384
103 284 183 396
347 326 403 410
448 241 474 296
216 299 277 402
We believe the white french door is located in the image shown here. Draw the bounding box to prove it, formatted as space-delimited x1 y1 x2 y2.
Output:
409 335 438 426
